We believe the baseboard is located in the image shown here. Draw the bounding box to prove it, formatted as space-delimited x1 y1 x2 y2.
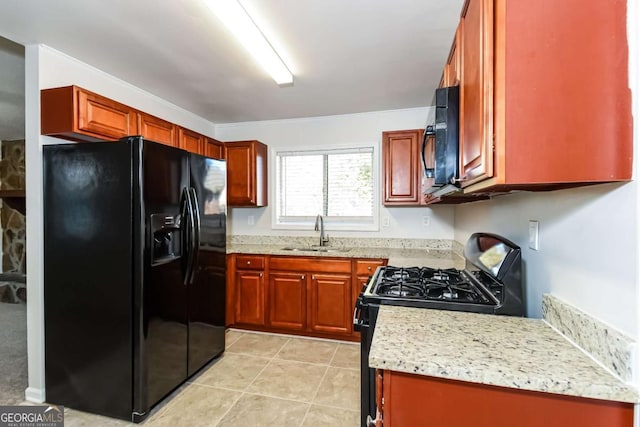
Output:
25 387 45 403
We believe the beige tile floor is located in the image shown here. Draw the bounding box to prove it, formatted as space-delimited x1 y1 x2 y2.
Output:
58 329 361 426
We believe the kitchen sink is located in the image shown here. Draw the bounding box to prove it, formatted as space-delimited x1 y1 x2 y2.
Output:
281 246 351 253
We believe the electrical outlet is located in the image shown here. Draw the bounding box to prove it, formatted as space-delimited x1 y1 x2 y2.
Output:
248 215 255 226
382 216 390 227
529 220 539 250
422 215 430 227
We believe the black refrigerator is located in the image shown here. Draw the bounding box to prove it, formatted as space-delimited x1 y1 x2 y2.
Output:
43 136 227 422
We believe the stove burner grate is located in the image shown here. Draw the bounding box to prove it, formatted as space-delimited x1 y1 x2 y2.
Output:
373 266 496 304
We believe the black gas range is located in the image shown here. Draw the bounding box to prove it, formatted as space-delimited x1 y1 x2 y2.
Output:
353 233 524 427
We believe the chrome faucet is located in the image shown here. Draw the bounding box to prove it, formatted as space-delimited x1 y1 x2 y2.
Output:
314 214 330 247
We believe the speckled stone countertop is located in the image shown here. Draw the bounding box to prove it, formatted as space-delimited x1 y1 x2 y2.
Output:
226 236 465 269
369 305 638 403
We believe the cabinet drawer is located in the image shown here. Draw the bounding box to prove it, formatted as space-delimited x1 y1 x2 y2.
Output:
236 255 265 270
354 259 386 276
270 256 351 274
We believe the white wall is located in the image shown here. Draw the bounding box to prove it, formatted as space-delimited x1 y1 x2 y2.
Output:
216 109 455 240
23 45 223 402
454 184 637 335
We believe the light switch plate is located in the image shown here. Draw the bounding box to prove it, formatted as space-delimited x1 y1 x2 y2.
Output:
529 220 539 250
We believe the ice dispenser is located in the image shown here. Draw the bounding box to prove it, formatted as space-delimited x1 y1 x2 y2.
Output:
150 213 182 265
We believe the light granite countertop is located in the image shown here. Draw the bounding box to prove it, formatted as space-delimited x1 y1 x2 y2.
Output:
369 305 638 403
226 242 465 269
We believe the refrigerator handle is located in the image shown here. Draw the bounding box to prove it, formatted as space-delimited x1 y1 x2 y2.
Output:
182 187 196 286
187 187 201 285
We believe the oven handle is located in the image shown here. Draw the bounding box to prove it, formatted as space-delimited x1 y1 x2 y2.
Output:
353 295 365 332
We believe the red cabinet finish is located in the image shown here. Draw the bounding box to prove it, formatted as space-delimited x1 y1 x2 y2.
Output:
382 129 423 205
460 0 632 193
379 370 633 427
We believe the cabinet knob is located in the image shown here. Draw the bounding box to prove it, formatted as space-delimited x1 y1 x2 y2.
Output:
247 261 251 265
259 272 263 278
367 266 372 271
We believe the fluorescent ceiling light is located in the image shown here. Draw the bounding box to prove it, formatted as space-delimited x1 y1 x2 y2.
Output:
204 0 294 86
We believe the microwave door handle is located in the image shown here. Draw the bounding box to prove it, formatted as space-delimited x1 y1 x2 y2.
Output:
422 126 435 178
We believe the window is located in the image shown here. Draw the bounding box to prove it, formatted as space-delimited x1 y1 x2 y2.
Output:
274 146 377 230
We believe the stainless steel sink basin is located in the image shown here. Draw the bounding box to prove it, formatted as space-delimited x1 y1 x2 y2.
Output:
281 246 351 253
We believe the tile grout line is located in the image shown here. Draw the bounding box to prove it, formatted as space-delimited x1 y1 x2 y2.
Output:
214 334 291 427
299 345 340 426
242 336 291 392
213 391 246 427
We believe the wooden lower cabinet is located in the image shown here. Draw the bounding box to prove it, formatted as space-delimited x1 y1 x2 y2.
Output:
234 269 265 326
378 370 634 427
268 272 306 331
228 254 386 340
352 260 386 337
309 273 351 335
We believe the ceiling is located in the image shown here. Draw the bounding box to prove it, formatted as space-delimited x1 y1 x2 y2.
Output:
0 0 463 137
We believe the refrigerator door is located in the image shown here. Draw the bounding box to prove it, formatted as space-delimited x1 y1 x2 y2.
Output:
44 142 134 420
187 153 227 376
132 138 190 418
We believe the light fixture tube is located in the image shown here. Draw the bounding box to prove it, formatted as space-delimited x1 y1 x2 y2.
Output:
204 0 294 86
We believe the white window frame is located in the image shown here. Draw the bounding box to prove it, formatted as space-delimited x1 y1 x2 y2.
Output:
271 142 380 232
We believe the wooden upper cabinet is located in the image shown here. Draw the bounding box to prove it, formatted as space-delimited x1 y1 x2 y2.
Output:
137 113 177 147
444 24 462 87
459 0 494 187
205 137 225 160
226 140 268 207
382 129 424 205
41 85 137 142
178 127 204 154
459 0 632 193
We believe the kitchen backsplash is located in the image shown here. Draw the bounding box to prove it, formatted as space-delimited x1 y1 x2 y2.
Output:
542 294 636 383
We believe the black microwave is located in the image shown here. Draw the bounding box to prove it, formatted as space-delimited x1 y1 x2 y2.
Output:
422 85 460 197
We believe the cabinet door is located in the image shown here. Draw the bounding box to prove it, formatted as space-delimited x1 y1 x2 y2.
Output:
234 270 265 326
382 371 634 427
445 24 461 87
268 272 307 331
205 137 225 160
353 260 385 310
382 130 423 205
138 113 177 147
459 0 494 186
179 127 204 154
77 88 137 140
309 273 352 335
226 140 268 207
